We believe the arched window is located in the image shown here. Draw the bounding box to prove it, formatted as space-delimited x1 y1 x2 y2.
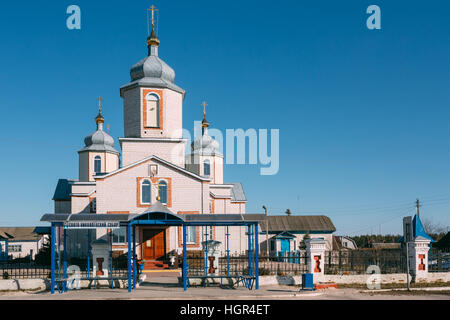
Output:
141 179 151 204
145 93 160 128
94 156 101 173
159 180 168 204
203 159 210 176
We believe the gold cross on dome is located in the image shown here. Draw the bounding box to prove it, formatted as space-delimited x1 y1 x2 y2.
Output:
97 96 103 113
201 101 208 117
147 4 158 25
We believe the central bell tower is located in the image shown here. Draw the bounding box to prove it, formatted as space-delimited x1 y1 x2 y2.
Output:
119 7 186 167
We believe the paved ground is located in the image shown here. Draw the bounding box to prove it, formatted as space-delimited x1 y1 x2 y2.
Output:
1 275 449 300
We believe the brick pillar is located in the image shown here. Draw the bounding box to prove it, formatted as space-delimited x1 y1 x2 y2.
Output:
305 238 327 279
408 237 431 281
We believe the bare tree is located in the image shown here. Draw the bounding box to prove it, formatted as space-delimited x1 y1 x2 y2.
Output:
422 217 448 235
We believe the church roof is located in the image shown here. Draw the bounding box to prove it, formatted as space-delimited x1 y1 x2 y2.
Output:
94 155 210 182
230 182 246 202
79 128 120 155
52 179 73 201
120 25 185 97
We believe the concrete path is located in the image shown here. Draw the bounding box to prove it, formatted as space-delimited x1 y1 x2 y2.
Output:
0 276 449 300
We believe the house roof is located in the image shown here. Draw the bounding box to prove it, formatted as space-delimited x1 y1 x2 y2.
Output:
0 227 43 242
260 215 336 233
372 243 401 249
435 232 450 249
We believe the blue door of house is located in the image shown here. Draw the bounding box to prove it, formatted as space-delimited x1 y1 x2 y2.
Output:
280 239 290 259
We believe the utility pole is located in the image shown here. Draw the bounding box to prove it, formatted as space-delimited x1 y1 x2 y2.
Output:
416 199 420 217
262 205 269 260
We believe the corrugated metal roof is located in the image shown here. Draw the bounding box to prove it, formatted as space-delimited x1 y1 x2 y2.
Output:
0 227 43 241
260 215 336 232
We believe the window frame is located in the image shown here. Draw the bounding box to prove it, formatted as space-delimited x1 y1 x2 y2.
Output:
203 159 211 176
94 155 102 174
158 180 168 204
145 93 160 128
141 179 152 204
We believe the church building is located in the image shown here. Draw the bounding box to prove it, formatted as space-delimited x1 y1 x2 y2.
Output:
52 14 249 264
48 10 336 270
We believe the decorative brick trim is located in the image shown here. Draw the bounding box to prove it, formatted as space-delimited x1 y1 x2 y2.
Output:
177 211 201 249
107 211 130 214
142 88 164 130
136 176 173 208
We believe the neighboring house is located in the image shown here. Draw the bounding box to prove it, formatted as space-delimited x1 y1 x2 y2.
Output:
332 236 358 250
259 215 336 255
434 232 450 250
0 227 50 259
371 242 401 249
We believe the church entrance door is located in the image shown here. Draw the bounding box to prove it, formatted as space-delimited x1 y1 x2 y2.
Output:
142 228 165 260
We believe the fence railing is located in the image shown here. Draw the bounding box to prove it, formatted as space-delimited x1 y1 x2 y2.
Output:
428 248 450 273
184 251 308 276
324 249 407 275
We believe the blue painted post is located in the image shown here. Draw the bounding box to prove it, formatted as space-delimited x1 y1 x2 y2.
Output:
51 224 55 294
204 227 208 277
127 223 132 292
58 225 61 283
226 226 230 276
63 227 67 292
109 230 113 288
255 223 259 290
248 225 252 277
182 224 187 291
5 239 8 260
132 225 137 289
87 229 90 280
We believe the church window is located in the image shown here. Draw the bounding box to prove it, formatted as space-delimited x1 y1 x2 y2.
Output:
141 179 151 204
145 93 160 128
112 228 126 244
186 226 196 244
203 159 210 176
94 156 101 173
159 180 168 204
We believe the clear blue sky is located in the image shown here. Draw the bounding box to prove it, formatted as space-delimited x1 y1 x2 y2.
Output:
0 0 449 235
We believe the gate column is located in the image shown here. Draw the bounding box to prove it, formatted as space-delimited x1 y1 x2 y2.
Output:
305 238 326 281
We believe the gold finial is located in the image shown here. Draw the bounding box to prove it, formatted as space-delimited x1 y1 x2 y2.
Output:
147 5 158 27
95 96 104 125
201 101 209 128
146 4 160 47
97 96 103 114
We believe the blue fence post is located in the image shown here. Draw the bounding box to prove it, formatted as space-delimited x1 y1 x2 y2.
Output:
248 225 252 277
63 227 67 292
58 225 61 283
109 229 113 288
183 224 187 291
226 226 230 276
127 223 132 292
87 229 91 280
50 224 55 294
255 223 259 290
132 225 137 289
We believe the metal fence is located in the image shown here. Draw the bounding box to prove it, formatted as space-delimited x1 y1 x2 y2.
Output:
0 262 51 279
0 255 130 279
428 248 450 272
324 249 407 274
184 251 308 276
